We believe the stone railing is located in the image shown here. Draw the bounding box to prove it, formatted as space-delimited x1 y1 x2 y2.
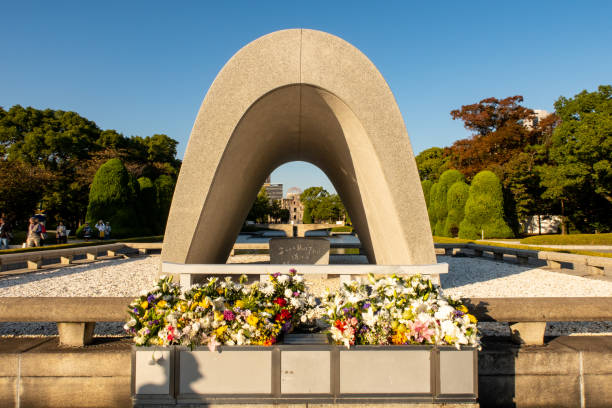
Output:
2 296 610 347
0 242 162 272
436 242 612 276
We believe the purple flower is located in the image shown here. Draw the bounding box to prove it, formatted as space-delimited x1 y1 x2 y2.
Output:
153 320 159 325
363 303 371 309
273 272 281 278
133 308 139 315
293 291 299 297
282 321 292 332
289 268 297 274
223 310 235 321
147 295 155 303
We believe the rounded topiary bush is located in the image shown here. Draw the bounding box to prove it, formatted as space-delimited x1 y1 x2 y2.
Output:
428 182 440 231
431 170 465 236
459 170 514 239
421 179 433 210
86 158 141 238
444 181 469 237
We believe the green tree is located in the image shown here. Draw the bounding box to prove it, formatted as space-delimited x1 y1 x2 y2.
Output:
300 187 329 223
138 177 159 235
155 175 176 233
428 182 440 231
430 170 465 236
86 158 141 237
538 85 612 233
421 179 433 210
247 188 271 223
415 147 449 182
459 171 513 239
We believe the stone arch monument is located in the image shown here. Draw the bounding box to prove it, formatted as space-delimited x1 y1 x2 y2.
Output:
162 29 435 266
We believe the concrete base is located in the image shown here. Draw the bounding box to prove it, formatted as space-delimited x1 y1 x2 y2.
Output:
86 252 97 261
509 322 547 345
60 255 73 265
588 265 605 276
547 259 562 269
27 259 42 270
1 336 611 408
57 322 96 347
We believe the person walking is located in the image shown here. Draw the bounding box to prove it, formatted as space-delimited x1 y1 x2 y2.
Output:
56 221 67 244
104 222 111 239
0 218 11 249
26 217 42 247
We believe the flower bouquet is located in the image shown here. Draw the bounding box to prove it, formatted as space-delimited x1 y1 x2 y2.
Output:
125 270 317 350
323 274 479 349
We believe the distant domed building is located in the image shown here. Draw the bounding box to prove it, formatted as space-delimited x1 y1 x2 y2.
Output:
282 187 304 224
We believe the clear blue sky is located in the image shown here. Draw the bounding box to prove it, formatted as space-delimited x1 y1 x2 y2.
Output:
2 1 610 195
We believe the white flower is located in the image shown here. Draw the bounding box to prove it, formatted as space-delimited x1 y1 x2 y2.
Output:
260 283 275 296
294 275 304 283
284 288 293 298
277 275 290 284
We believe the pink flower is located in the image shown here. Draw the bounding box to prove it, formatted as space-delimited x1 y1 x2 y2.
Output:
408 320 435 343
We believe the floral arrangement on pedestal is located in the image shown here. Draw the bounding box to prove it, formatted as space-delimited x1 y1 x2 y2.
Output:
125 270 317 349
323 274 479 349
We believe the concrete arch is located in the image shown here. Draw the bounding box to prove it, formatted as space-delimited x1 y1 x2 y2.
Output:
162 29 435 265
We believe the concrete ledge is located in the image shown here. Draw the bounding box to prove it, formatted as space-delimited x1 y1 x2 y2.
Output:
1 336 610 408
0 297 132 322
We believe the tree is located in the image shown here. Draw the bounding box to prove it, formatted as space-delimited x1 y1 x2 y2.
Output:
427 182 440 231
269 200 282 223
0 160 51 226
300 187 329 223
430 170 465 236
459 171 513 239
247 188 271 223
448 96 535 178
538 85 612 233
415 147 449 182
86 158 141 237
155 175 176 233
138 177 159 235
444 181 469 237
421 179 433 211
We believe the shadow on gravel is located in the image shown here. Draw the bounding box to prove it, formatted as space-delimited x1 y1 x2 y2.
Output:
0 257 144 291
438 254 535 289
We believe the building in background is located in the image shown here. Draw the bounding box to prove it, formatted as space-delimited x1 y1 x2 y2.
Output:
282 187 304 224
263 176 283 202
523 109 550 130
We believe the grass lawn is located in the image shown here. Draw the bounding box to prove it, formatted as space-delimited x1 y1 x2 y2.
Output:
520 233 612 246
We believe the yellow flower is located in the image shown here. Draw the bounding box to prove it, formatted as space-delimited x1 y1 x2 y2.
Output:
217 288 224 295
467 314 477 324
199 299 210 309
397 324 407 333
391 320 399 330
140 301 148 309
444 335 455 344
157 300 167 308
458 305 468 313
247 315 259 326
214 311 224 321
235 300 245 308
216 325 227 336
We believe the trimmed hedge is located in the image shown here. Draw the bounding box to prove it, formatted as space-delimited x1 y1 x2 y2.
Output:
520 233 612 246
86 158 141 237
459 170 513 239
430 170 465 236
444 181 469 237
421 179 433 210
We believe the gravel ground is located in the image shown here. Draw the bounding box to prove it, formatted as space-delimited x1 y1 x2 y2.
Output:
1 254 610 337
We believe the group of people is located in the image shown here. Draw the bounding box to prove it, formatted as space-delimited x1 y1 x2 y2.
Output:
82 220 111 241
25 216 68 247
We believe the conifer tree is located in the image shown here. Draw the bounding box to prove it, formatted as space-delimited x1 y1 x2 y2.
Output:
431 170 465 236
444 181 469 237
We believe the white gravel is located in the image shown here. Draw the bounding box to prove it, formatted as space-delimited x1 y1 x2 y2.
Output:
1 254 610 337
